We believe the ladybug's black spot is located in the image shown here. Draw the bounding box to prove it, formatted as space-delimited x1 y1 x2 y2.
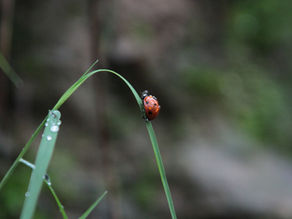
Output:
148 111 152 115
154 103 157 106
146 101 149 104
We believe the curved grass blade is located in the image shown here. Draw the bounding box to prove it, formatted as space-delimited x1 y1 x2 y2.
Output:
91 70 177 218
0 62 176 218
20 110 62 219
0 52 23 87
79 190 108 219
83 69 177 218
53 68 143 111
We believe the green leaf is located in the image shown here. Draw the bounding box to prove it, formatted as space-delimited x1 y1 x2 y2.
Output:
20 110 62 219
79 191 108 219
145 122 177 219
45 178 68 219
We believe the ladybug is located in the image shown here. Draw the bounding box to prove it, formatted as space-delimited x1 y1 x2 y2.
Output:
141 90 161 121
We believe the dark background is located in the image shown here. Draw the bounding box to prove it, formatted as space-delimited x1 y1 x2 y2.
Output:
1 0 292 218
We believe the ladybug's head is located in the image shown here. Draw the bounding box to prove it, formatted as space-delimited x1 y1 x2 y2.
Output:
141 90 149 99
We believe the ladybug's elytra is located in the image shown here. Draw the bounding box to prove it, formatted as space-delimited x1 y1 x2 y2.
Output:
141 90 160 121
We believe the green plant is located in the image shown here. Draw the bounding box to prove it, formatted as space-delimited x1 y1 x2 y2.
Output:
0 60 177 219
20 110 62 219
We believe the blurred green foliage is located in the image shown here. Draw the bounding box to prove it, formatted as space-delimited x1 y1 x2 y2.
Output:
132 170 159 210
182 65 292 151
0 165 56 219
228 0 292 54
0 166 29 218
180 0 292 153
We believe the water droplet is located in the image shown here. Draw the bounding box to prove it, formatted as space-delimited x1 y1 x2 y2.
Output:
25 192 30 197
57 121 62 126
50 125 59 132
47 181 52 186
42 134 44 138
47 136 52 141
45 122 48 127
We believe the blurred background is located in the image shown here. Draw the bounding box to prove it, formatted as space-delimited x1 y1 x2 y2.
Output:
1 0 292 218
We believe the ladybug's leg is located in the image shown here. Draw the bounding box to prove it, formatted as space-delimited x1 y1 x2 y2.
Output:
143 116 149 122
141 105 149 121
142 113 149 122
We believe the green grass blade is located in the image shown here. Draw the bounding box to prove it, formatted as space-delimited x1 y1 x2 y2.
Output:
0 52 23 87
53 60 98 110
19 159 68 219
145 122 177 219
79 191 108 219
45 178 68 219
20 110 62 219
85 69 177 218
82 59 99 76
91 69 144 111
90 69 177 218
53 69 143 112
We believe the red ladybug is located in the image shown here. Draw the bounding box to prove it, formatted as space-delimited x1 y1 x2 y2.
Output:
141 90 160 121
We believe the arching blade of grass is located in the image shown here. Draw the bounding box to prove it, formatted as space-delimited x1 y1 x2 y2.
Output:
0 52 23 87
79 191 108 219
19 159 68 219
20 110 62 219
84 69 177 218
96 70 177 218
0 61 176 218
